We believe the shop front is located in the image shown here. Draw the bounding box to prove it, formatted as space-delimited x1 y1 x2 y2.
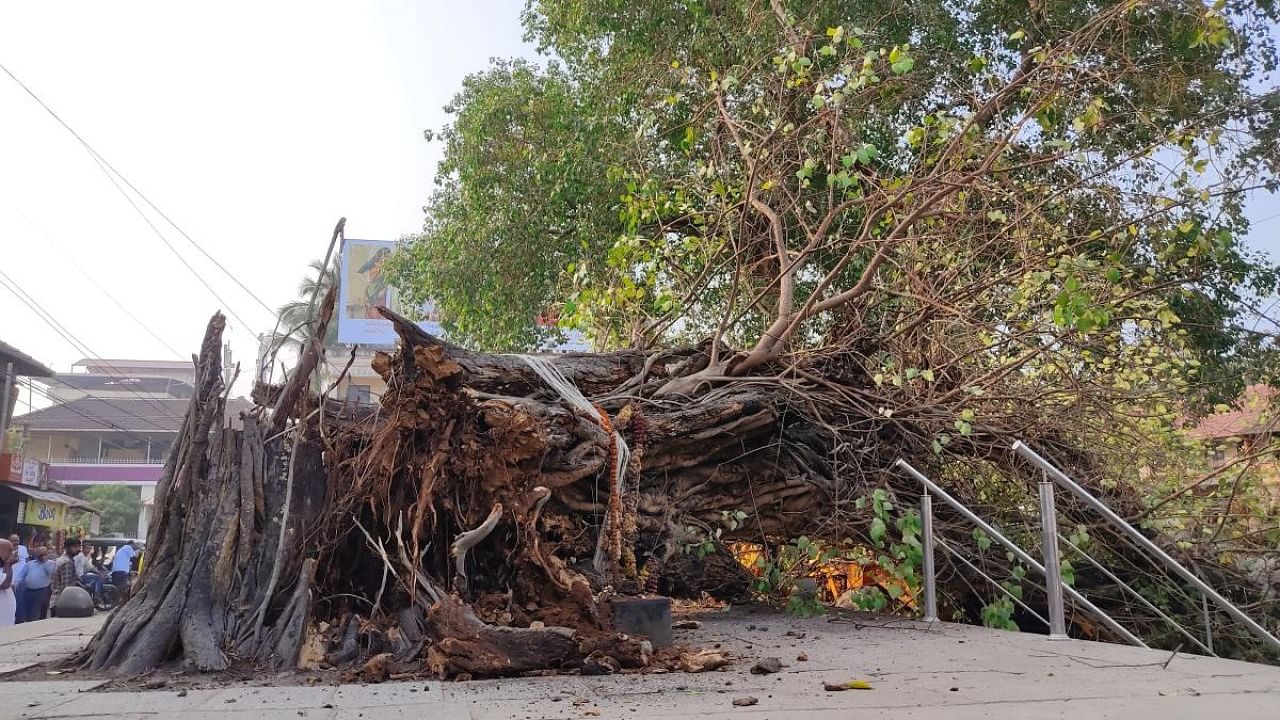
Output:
0 457 97 542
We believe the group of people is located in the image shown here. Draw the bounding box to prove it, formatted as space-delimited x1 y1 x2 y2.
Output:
0 535 137 626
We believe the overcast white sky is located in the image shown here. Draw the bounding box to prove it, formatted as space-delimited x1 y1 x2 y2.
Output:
2 2 1279 412
0 1 533 406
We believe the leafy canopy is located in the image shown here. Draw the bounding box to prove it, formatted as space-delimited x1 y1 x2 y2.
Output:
393 0 1280 428
81 484 143 537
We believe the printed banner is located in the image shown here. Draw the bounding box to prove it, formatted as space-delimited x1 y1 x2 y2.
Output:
336 239 587 351
337 239 399 345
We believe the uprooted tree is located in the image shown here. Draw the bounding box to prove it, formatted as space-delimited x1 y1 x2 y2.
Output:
81 0 1280 675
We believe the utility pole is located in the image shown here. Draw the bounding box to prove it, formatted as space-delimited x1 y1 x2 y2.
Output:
0 362 13 453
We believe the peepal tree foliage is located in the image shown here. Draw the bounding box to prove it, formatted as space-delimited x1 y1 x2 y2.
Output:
396 0 1280 420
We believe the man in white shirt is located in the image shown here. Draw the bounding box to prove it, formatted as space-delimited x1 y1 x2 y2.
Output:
7 534 25 623
111 541 136 588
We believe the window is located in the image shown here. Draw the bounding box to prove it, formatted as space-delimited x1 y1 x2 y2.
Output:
346 384 371 404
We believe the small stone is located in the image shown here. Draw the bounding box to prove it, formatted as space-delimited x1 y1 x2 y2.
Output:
950 687 959 692
751 657 783 674
177 690 188 697
581 652 621 676
673 619 702 630
224 698 237 704
796 653 808 662
732 697 758 707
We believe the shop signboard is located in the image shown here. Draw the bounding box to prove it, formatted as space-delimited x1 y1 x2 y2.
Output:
1 453 19 482
23 498 66 528
20 458 41 487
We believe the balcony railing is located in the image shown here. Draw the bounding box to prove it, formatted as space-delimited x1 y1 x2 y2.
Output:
48 456 166 465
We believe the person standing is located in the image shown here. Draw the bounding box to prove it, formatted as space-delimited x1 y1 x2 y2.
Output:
50 538 81 616
21 547 54 622
7 534 26 623
0 539 16 626
7 535 27 564
110 541 136 589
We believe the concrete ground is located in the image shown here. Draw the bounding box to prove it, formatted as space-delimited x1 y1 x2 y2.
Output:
1 609 1278 719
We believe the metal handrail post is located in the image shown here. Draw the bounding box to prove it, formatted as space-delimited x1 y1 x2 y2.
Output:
921 492 939 622
1203 594 1214 656
894 459 1147 647
1012 441 1280 657
1038 474 1069 640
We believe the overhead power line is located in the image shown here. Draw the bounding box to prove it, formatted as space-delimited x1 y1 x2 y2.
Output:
15 212 186 360
0 60 276 328
0 268 183 422
83 150 258 334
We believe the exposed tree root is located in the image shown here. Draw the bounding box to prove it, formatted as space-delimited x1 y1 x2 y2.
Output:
74 306 1280 676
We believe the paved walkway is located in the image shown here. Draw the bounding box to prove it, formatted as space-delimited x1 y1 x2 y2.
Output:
0 616 101 678
1 610 1278 718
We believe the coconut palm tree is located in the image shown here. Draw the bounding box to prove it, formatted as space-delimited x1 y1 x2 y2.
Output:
268 259 338 355
257 260 342 389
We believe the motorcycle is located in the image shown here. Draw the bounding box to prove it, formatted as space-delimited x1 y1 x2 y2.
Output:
79 573 122 611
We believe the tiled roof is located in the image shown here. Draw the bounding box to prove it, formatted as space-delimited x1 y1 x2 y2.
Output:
1187 384 1278 440
0 340 54 377
12 397 253 433
45 373 195 398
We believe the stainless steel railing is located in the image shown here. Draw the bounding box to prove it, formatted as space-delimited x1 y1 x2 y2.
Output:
1012 441 1280 658
895 459 1146 647
898 444 1280 657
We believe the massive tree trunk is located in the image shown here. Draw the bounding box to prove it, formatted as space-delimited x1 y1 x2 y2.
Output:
77 307 1278 675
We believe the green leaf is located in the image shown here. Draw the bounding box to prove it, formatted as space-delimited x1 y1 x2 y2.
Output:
870 517 887 544
1060 559 1076 587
